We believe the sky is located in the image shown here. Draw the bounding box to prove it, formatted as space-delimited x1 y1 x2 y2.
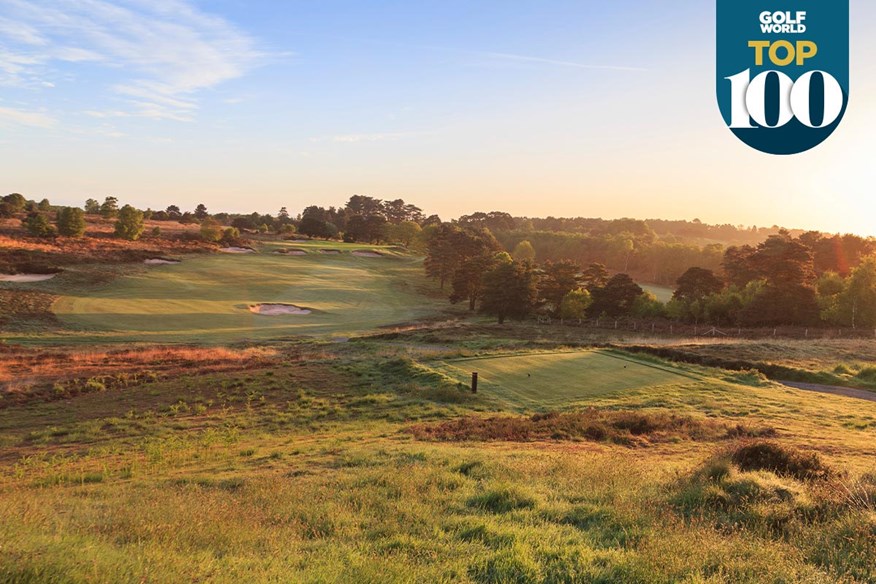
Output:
1 0 875 235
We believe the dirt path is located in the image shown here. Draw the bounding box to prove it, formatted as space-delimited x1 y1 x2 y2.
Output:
780 381 876 403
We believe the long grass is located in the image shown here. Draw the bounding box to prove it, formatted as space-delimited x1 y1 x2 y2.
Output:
0 345 874 582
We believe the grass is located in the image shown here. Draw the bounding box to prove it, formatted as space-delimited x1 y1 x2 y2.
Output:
7 240 452 344
2 230 876 581
436 350 696 409
623 340 876 392
640 284 674 303
0 341 875 582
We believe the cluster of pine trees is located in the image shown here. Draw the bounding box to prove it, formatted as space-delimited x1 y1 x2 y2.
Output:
424 224 658 324
670 231 876 328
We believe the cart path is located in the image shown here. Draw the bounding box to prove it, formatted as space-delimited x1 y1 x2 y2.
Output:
780 381 876 403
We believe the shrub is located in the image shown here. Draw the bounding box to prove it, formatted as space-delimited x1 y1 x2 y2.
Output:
57 207 86 237
83 378 106 392
114 205 145 241
200 218 222 242
730 441 832 480
21 212 56 238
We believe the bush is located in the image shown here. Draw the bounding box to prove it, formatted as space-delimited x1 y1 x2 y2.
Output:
57 207 86 237
200 218 222 242
114 205 145 241
730 441 832 480
21 212 55 238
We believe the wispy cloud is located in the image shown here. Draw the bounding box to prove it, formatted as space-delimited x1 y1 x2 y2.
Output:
0 105 55 128
0 0 262 121
482 52 647 72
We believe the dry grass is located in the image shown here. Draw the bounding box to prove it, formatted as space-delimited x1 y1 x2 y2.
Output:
0 345 278 405
407 409 776 447
0 217 216 275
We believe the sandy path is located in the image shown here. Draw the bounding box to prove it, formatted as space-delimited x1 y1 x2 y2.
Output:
249 304 312 315
0 273 57 282
780 381 876 403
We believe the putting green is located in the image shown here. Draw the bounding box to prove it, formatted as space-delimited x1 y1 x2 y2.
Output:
438 350 696 408
46 241 447 343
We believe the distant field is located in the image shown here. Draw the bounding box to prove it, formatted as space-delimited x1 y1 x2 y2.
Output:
641 283 674 303
438 350 696 408
25 241 447 343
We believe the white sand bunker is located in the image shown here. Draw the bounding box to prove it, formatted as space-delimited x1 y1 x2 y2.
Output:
275 249 307 256
352 250 384 258
249 303 312 316
319 249 341 254
144 258 180 265
220 247 256 254
0 273 57 283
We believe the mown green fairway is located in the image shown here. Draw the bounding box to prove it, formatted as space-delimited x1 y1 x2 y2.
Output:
44 241 447 343
641 284 674 303
438 350 696 408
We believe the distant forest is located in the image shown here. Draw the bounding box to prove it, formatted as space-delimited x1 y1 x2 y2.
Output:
6 192 876 328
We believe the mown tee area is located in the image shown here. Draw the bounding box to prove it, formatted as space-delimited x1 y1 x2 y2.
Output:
437 350 695 409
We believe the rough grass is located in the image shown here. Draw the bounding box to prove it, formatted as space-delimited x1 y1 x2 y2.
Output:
0 345 874 582
408 410 776 446
624 340 876 391
0 345 278 406
729 441 834 481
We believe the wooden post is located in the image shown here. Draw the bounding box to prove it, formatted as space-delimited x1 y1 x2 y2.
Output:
471 372 478 393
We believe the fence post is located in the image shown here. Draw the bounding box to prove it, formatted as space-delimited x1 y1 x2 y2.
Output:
471 372 478 393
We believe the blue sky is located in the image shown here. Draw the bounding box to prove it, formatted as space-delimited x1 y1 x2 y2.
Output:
1 1 874 235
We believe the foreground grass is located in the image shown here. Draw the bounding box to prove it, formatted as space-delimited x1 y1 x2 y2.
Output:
0 344 874 583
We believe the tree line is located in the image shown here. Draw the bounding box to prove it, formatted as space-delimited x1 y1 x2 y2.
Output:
6 191 876 328
423 223 659 324
424 224 876 329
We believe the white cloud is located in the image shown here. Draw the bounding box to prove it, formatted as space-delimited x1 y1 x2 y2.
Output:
0 105 55 128
0 0 261 120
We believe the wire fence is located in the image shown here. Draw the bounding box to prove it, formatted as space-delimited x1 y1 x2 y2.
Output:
532 316 876 340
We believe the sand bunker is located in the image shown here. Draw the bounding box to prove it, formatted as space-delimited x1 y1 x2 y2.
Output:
352 251 384 258
274 249 307 256
319 249 341 255
0 273 57 283
220 247 256 254
249 303 312 316
144 258 181 265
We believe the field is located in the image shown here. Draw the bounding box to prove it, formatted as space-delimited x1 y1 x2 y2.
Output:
2 236 876 583
4 241 451 344
1 342 875 583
